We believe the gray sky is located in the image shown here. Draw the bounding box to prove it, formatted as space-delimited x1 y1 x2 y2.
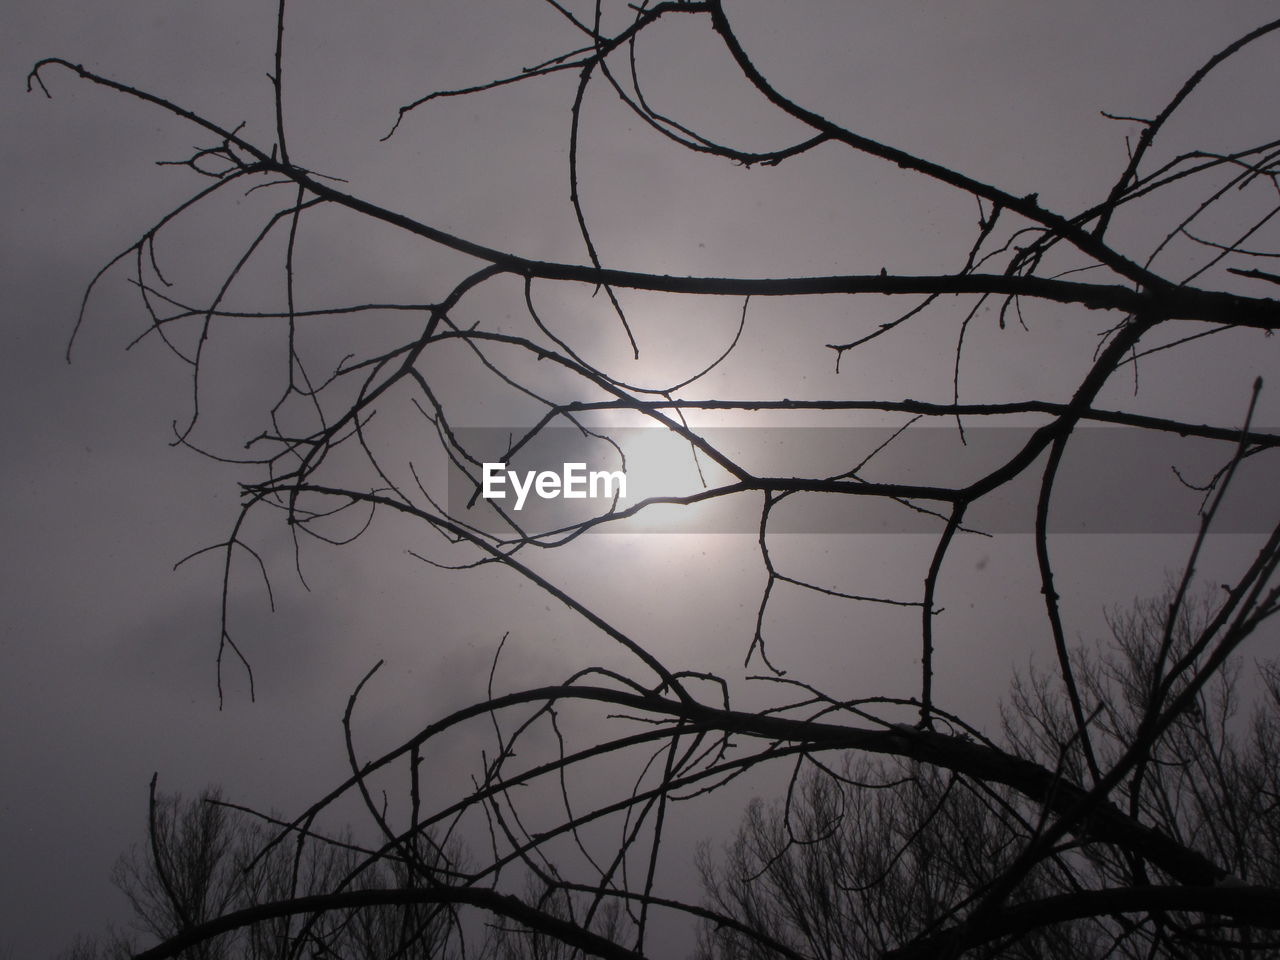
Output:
4 2 1280 956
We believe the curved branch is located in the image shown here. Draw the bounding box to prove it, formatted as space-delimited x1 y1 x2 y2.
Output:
131 885 647 960
889 884 1280 960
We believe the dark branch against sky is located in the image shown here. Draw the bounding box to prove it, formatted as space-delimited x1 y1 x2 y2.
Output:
3 2 1280 957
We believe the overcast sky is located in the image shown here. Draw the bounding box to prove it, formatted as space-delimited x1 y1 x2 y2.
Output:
4 3 1280 956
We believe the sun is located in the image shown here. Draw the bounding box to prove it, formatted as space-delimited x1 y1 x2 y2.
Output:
607 426 732 534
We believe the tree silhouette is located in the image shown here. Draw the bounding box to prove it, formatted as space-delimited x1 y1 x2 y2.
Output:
31 3 1280 958
64 785 463 960
696 589 1280 959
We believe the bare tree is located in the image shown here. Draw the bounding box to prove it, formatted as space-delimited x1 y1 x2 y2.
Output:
697 589 1280 959
63 785 463 960
30 3 1280 958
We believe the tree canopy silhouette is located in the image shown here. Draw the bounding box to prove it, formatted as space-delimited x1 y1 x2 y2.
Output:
696 589 1280 959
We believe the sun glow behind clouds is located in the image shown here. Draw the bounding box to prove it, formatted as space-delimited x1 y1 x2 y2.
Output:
611 426 728 533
